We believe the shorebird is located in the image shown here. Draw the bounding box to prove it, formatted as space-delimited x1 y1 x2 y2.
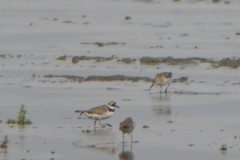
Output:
149 72 172 93
119 117 135 142
75 101 120 128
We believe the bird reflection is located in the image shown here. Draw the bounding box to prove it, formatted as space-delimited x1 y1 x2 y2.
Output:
119 142 134 160
76 129 116 155
0 147 7 155
86 145 115 155
220 150 227 155
152 105 171 115
150 92 170 102
93 128 113 136
150 91 171 116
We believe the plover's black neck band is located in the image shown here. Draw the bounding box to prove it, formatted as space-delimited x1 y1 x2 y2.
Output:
108 107 115 112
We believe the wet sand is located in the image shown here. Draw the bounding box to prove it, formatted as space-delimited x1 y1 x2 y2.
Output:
1 0 240 159
0 85 240 160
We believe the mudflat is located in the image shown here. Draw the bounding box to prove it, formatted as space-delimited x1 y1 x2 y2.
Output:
1 0 240 159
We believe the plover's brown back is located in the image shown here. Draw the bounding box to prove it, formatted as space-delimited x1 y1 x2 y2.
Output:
75 101 120 128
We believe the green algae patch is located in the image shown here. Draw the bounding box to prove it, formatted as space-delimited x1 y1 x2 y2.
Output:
6 105 32 125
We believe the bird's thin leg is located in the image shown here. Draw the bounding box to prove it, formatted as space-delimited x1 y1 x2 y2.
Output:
164 82 171 93
160 86 162 94
123 133 125 143
98 120 101 125
122 139 124 153
131 142 132 152
131 132 133 142
149 83 154 91
94 120 97 129
131 133 133 152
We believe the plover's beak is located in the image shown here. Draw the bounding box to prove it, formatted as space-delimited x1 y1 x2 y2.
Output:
115 105 120 108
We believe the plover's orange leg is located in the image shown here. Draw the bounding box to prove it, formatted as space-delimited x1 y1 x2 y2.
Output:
98 120 104 126
94 120 97 129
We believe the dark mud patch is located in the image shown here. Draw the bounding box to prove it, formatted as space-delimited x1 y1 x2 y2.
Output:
125 16 131 20
0 55 5 58
140 56 240 68
143 125 149 128
85 144 116 154
232 83 240 85
134 0 155 2
56 55 68 61
72 55 137 64
166 120 174 123
212 0 221 3
44 75 84 82
72 55 116 64
149 45 164 49
81 42 126 47
139 56 217 65
172 76 188 83
61 21 74 24
62 55 240 68
172 91 221 95
84 75 152 82
218 58 240 69
43 75 188 83
179 33 189 36
118 58 137 64
106 87 122 90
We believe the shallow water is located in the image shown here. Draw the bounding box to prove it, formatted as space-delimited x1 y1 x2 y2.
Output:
0 84 240 159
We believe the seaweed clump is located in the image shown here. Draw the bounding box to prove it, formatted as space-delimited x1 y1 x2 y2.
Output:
81 42 126 47
56 55 67 61
6 105 32 125
43 74 191 83
212 0 221 3
172 76 188 83
218 58 240 69
44 75 84 82
0 55 5 58
120 58 137 64
72 55 116 64
139 56 216 65
84 75 152 82
0 136 8 148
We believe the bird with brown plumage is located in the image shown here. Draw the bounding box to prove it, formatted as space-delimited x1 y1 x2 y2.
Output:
149 72 172 93
119 117 135 143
